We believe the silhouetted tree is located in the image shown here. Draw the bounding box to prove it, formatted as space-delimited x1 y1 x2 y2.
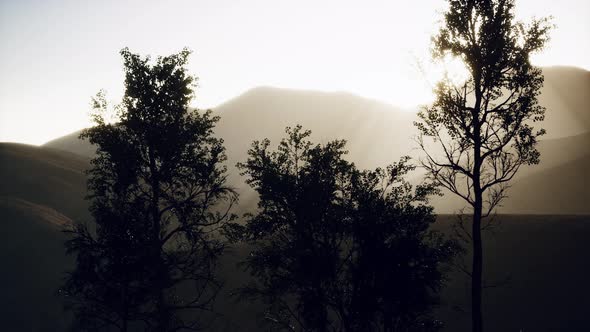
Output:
238 126 457 331
62 48 238 331
237 126 349 331
342 159 457 331
414 1 552 331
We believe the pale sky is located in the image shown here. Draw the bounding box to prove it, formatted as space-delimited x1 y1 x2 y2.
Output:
1 0 588 145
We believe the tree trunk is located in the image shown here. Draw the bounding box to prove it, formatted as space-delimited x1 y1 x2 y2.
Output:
121 285 128 332
472 186 483 332
472 67 484 332
149 147 168 332
471 137 483 332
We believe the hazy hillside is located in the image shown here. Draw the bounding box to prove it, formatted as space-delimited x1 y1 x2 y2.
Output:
214 86 417 170
43 131 96 158
430 131 590 214
44 67 590 156
540 66 590 138
44 87 418 170
0 144 94 330
500 154 590 214
532 131 590 173
0 143 90 222
0 197 73 331
40 66 590 214
0 143 93 329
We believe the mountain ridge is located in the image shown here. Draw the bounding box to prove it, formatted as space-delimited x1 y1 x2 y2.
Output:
31 66 590 214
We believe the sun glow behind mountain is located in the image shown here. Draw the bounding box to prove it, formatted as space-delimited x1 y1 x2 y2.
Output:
0 0 588 145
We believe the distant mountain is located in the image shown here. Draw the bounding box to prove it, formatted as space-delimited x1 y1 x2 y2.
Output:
426 131 590 214
40 66 589 214
213 83 590 214
533 131 590 172
43 131 96 158
500 154 590 214
44 87 422 210
212 86 422 201
539 66 590 138
45 87 418 170
215 86 417 169
44 66 590 156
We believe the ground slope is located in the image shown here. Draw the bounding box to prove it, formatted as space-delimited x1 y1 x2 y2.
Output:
0 143 89 330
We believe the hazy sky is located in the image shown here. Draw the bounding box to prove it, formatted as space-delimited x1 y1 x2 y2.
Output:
1 0 588 145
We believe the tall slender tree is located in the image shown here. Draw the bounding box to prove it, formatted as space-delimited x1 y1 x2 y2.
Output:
414 1 552 331
62 48 238 331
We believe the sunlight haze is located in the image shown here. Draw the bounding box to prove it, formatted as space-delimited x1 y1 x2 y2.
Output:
1 0 588 144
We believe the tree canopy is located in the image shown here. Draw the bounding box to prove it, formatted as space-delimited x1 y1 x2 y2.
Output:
238 126 457 331
62 48 238 331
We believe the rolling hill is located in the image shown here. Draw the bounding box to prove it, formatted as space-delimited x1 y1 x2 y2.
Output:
500 154 590 214
0 143 91 330
0 197 73 331
0 143 90 222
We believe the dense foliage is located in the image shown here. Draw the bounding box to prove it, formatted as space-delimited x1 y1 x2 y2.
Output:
238 126 457 331
62 48 237 331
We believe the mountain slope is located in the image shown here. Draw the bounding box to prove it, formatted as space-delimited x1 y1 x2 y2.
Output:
0 197 73 331
0 144 89 330
44 66 590 157
429 132 590 214
532 131 590 173
215 86 418 171
500 154 590 214
45 87 419 171
40 67 589 214
539 66 590 138
43 131 96 157
0 143 90 222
